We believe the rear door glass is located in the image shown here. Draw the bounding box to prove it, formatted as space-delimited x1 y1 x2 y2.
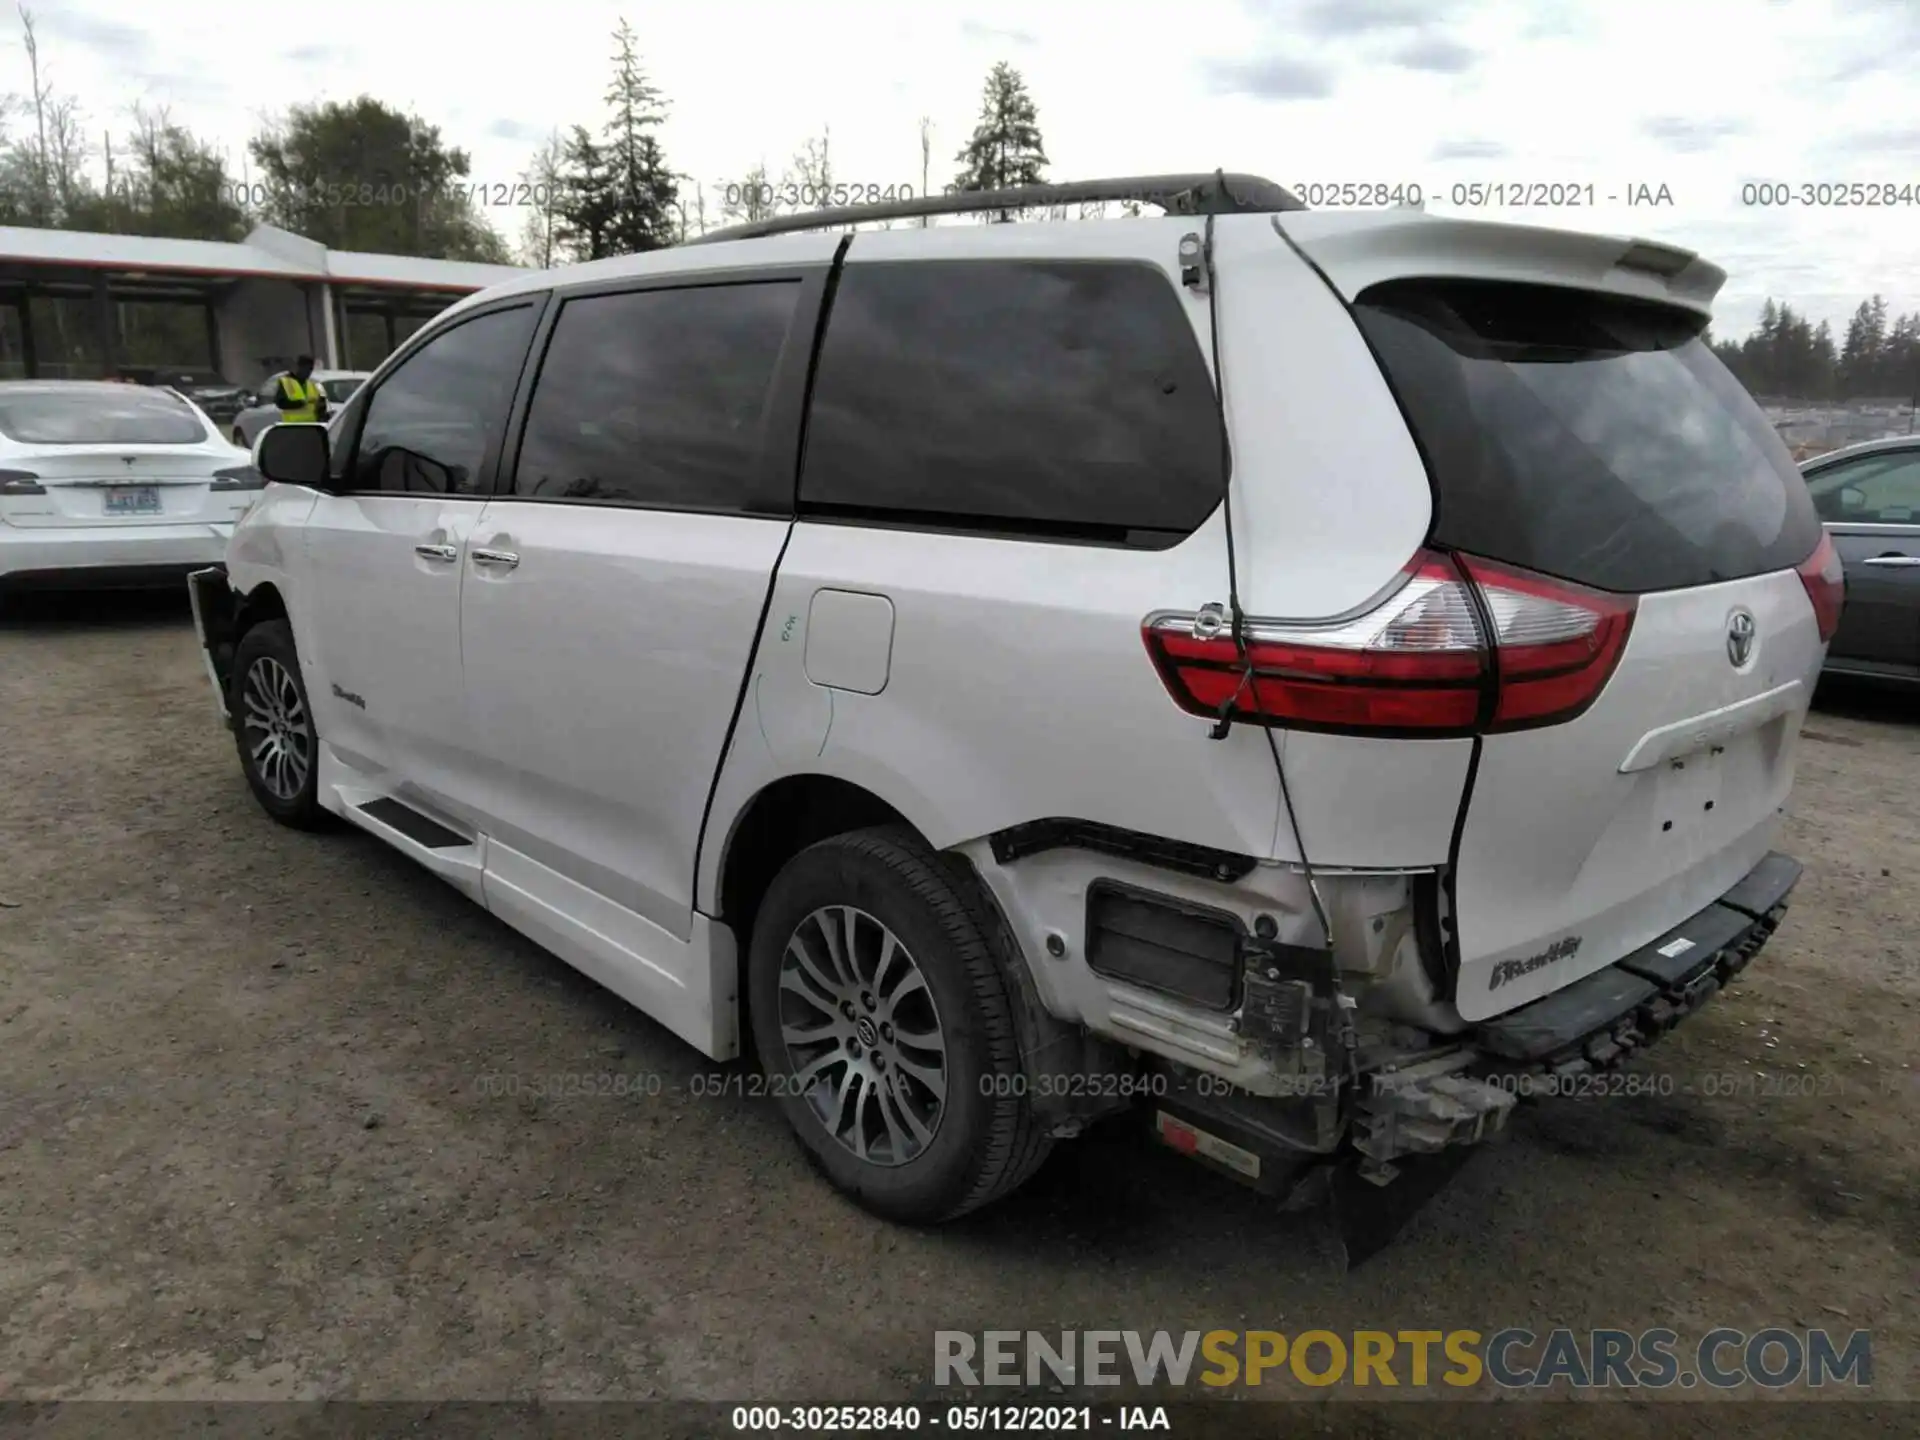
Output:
510 281 799 512
1806 450 1920 525
1354 279 1820 594
800 259 1224 546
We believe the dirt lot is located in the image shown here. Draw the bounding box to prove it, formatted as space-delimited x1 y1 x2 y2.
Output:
0 592 1914 1434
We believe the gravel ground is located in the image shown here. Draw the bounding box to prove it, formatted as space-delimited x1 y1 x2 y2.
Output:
0 591 1914 1437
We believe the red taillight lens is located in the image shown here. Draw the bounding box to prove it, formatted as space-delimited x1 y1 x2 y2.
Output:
1144 551 1488 736
1144 549 1636 737
1795 532 1844 644
1454 555 1635 729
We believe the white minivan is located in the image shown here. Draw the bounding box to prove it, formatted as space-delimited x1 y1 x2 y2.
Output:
188 174 1839 1235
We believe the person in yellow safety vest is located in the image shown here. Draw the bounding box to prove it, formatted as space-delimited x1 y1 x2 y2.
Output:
274 355 329 425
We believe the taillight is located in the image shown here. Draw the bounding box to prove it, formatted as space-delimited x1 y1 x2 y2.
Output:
0 468 45 495
1454 555 1636 729
209 465 266 492
1143 549 1636 738
1795 532 1844 644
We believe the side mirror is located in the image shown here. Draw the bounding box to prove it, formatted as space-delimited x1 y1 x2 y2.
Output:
255 422 331 490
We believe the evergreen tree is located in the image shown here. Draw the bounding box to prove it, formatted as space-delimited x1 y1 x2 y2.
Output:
601 18 678 254
1839 297 1886 397
552 124 616 262
1886 312 1920 403
1657 299 1920 403
1811 319 1838 400
951 61 1048 221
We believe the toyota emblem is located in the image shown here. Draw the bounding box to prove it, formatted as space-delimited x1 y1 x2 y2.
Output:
1726 609 1756 668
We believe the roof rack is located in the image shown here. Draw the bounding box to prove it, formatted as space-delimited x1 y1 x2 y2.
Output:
687 172 1306 245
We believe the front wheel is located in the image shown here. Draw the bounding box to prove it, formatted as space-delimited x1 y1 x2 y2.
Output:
747 827 1052 1223
229 620 326 828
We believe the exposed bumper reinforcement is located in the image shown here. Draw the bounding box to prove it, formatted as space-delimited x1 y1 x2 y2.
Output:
1353 1057 1517 1183
186 565 236 729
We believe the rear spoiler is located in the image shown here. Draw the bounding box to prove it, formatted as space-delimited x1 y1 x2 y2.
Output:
1272 210 1725 319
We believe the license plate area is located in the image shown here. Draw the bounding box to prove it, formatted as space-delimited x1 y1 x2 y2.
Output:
104 485 161 516
1653 745 1725 842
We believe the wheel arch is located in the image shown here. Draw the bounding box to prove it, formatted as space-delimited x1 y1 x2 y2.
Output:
714 773 917 943
709 773 1122 1130
234 579 289 639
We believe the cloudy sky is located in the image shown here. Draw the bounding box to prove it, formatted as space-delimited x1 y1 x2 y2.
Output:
9 0 1918 341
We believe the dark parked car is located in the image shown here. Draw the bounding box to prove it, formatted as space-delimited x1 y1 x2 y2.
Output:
1801 434 1920 684
114 367 254 426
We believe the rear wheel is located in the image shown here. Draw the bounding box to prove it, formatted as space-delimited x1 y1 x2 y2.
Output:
230 620 325 828
747 827 1052 1223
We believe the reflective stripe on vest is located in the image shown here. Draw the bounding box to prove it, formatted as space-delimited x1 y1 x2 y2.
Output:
280 375 320 423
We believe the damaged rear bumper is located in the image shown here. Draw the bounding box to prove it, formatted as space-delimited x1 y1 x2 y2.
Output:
1467 850 1800 1079
1151 850 1803 1189
185 565 237 729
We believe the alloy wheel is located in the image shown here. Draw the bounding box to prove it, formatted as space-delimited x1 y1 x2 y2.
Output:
776 904 949 1167
240 655 312 801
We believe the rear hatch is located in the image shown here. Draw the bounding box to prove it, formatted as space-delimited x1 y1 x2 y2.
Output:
0 387 249 528
1277 217 1834 1019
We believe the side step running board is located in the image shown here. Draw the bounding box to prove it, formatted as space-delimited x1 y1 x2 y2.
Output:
319 750 487 905
356 797 470 850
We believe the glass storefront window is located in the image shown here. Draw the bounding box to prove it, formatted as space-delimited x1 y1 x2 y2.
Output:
0 303 25 379
344 309 391 370
27 294 106 379
115 300 214 372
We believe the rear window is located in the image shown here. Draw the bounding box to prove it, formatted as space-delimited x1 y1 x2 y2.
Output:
799 259 1224 546
323 378 364 403
0 387 206 445
1353 279 1820 594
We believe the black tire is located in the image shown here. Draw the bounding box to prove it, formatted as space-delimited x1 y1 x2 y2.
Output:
229 619 326 829
747 826 1052 1223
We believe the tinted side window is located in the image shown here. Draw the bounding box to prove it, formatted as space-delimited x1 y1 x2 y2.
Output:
1807 451 1920 524
350 304 538 495
799 260 1224 543
510 282 800 510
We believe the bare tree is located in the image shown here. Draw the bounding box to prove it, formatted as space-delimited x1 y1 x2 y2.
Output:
44 92 83 213
918 115 932 225
516 128 566 268
682 177 707 240
130 102 165 177
18 4 52 221
783 124 832 212
718 159 776 226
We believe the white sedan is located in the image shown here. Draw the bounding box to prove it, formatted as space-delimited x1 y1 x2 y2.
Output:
0 380 263 597
228 370 370 448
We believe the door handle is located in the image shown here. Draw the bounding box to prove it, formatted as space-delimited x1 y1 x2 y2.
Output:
471 548 520 571
414 542 458 562
1860 555 1920 568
